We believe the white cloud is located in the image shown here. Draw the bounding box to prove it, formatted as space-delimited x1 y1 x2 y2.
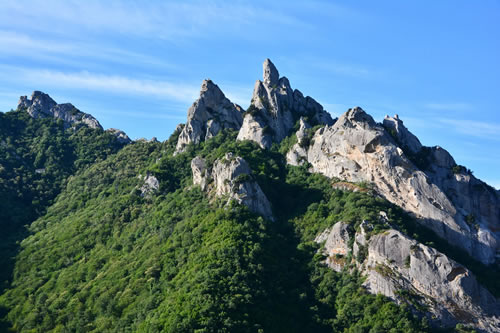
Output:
0 30 176 69
0 65 200 103
438 118 500 140
0 1 312 41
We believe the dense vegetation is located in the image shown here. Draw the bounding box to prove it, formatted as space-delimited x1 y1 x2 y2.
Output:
0 110 492 332
0 109 125 328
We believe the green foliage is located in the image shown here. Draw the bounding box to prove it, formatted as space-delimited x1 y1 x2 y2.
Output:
0 123 490 332
451 165 472 175
0 110 125 296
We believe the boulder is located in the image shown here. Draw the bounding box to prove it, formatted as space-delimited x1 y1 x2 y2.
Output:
139 173 159 198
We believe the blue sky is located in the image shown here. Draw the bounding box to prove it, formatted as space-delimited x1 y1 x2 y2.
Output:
0 1 499 188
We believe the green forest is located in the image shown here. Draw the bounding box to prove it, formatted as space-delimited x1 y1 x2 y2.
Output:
0 109 492 332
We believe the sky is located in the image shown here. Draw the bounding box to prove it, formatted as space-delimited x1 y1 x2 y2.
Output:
0 1 499 188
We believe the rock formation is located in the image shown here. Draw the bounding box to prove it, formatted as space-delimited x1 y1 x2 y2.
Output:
316 222 500 331
139 172 159 198
286 117 311 166
18 91 102 129
191 153 274 221
106 128 131 144
175 80 244 154
382 114 422 154
237 59 334 148
291 107 499 265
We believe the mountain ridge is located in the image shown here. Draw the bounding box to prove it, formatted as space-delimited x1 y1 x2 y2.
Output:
1 58 499 332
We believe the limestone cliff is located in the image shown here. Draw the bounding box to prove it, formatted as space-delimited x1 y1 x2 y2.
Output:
316 222 500 331
291 107 499 265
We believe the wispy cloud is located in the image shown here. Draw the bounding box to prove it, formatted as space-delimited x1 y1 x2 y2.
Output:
0 65 200 103
0 1 312 41
0 30 176 69
438 118 500 140
425 103 472 111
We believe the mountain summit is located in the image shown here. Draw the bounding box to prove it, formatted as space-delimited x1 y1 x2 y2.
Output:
18 91 102 130
237 58 334 148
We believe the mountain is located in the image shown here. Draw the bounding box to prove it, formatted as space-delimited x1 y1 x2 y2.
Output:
0 59 498 332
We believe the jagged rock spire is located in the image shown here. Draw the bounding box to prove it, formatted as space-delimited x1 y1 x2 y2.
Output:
175 79 243 154
263 58 279 87
237 58 334 149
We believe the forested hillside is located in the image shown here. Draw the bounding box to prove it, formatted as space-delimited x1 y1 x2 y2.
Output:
0 108 125 328
1 70 498 332
0 125 430 332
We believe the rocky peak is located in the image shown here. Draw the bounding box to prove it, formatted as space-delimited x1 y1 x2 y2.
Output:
263 58 279 87
175 80 243 154
237 59 334 149
383 114 422 154
199 79 225 102
18 91 102 130
336 106 377 130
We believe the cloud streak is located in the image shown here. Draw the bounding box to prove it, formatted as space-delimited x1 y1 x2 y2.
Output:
0 1 313 41
0 65 200 103
438 118 500 140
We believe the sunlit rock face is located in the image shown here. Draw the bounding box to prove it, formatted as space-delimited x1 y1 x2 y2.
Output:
191 153 274 221
175 80 244 154
299 107 498 265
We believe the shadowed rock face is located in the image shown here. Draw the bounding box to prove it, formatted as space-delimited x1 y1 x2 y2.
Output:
316 222 500 332
175 80 244 154
290 107 499 265
191 153 274 221
18 91 102 130
237 58 334 148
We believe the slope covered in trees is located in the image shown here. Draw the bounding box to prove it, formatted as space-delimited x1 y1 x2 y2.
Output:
0 124 433 332
0 109 126 325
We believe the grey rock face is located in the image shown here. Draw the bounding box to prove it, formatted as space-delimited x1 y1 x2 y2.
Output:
140 173 159 198
316 222 500 331
315 222 351 271
106 128 131 144
191 156 209 191
383 114 422 154
190 153 274 221
175 80 244 154
303 107 498 265
18 91 102 129
237 59 334 149
286 117 311 166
